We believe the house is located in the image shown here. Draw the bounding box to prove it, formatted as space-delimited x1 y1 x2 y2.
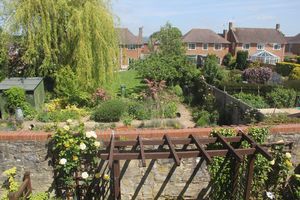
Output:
285 34 300 55
117 27 143 70
226 22 286 65
183 29 230 65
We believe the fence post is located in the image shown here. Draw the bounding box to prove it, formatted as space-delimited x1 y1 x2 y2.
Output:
8 193 16 200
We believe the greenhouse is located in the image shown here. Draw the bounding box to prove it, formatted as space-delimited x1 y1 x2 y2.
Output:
249 50 280 65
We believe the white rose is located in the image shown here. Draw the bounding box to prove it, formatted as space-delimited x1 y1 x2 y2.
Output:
85 131 92 138
285 152 292 159
63 125 70 131
266 191 275 199
90 131 97 139
81 172 89 179
269 159 275 165
94 141 100 147
59 158 67 165
80 143 86 150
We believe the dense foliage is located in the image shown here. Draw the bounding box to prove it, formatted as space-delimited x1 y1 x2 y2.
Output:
202 55 223 85
275 62 300 77
236 50 249 70
92 99 127 122
289 67 300 80
233 92 269 108
266 87 297 108
242 67 272 84
2 0 119 90
222 53 233 67
130 23 199 86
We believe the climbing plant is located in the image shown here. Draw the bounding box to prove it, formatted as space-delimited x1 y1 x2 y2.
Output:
1 0 119 90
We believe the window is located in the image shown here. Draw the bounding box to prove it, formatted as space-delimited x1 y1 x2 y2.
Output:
187 55 197 64
214 44 222 50
242 43 250 50
273 43 281 50
257 43 265 50
202 43 208 50
128 58 135 64
127 44 136 50
188 43 196 50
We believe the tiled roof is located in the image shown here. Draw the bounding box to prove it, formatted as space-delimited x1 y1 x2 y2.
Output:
116 28 141 45
231 28 286 44
0 77 43 91
286 33 300 44
182 29 229 44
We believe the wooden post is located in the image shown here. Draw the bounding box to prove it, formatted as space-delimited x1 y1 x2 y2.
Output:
244 155 255 200
231 159 241 198
112 149 121 200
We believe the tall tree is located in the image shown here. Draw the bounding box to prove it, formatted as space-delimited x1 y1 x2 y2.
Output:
1 0 119 90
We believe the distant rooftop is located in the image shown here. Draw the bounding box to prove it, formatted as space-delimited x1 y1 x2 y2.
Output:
0 77 43 91
182 29 229 44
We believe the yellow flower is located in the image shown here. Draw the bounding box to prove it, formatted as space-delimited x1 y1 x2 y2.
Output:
95 173 101 179
64 142 70 148
295 174 300 179
73 156 78 161
285 152 292 159
285 160 293 168
103 174 110 181
63 125 70 131
269 159 275 165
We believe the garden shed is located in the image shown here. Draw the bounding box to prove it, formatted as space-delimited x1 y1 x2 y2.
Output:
0 77 45 117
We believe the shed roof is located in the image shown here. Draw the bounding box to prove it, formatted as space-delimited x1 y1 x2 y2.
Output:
182 29 229 44
0 77 43 91
231 28 286 44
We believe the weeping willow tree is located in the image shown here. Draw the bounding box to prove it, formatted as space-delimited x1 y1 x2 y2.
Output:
2 0 119 90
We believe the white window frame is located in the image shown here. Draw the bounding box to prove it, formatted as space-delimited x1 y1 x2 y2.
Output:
273 43 281 50
202 43 208 50
127 44 136 50
242 43 250 50
188 43 196 50
214 43 222 51
257 43 265 50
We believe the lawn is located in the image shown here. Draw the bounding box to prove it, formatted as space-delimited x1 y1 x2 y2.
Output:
103 70 144 96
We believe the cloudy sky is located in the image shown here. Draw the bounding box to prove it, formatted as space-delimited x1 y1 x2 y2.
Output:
112 0 300 37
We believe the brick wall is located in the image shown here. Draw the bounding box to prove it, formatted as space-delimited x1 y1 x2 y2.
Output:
0 124 299 199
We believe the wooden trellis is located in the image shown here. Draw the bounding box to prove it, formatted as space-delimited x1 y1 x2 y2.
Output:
100 130 273 200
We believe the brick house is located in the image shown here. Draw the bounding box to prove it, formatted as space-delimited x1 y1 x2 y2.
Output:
226 22 286 65
285 34 300 55
183 29 230 65
117 27 143 69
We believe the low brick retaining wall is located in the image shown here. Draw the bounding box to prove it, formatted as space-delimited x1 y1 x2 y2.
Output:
0 124 299 199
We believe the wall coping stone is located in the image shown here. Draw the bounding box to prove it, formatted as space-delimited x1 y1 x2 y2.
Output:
0 123 299 142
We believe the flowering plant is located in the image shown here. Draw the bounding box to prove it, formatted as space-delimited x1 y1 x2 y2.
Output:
50 123 109 198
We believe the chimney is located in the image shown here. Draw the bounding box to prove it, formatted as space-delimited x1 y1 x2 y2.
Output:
138 27 143 44
229 22 233 30
276 24 280 31
223 29 228 40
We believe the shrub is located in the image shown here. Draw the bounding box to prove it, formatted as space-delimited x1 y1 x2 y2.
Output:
196 110 210 127
283 80 300 91
233 93 269 108
289 67 300 80
266 88 297 108
3 87 34 118
92 99 126 122
236 51 249 70
172 85 183 97
163 102 178 118
127 101 151 120
275 62 300 77
242 67 272 84
202 54 223 85
92 88 110 104
222 53 232 67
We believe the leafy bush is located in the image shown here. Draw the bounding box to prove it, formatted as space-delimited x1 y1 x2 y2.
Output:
219 82 277 96
127 101 151 120
202 54 223 85
275 62 300 77
92 99 126 122
3 87 35 118
192 108 218 127
289 67 300 80
233 93 269 108
92 88 110 104
222 53 232 67
283 80 300 91
242 67 272 84
236 50 249 70
195 110 211 127
172 85 183 97
266 88 297 108
163 102 178 118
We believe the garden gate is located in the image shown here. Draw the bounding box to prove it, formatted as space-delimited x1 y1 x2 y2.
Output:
100 130 273 200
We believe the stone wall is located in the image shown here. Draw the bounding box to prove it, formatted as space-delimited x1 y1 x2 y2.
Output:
0 125 299 199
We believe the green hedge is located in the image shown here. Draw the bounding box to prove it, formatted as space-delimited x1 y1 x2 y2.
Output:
275 62 300 77
219 82 278 96
283 80 300 91
92 99 127 122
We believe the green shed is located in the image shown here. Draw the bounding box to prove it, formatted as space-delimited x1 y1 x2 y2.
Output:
0 77 45 118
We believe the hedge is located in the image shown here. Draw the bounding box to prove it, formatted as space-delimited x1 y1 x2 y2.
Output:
219 82 278 96
275 62 300 77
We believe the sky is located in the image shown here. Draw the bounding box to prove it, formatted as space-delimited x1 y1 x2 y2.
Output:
112 0 300 37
